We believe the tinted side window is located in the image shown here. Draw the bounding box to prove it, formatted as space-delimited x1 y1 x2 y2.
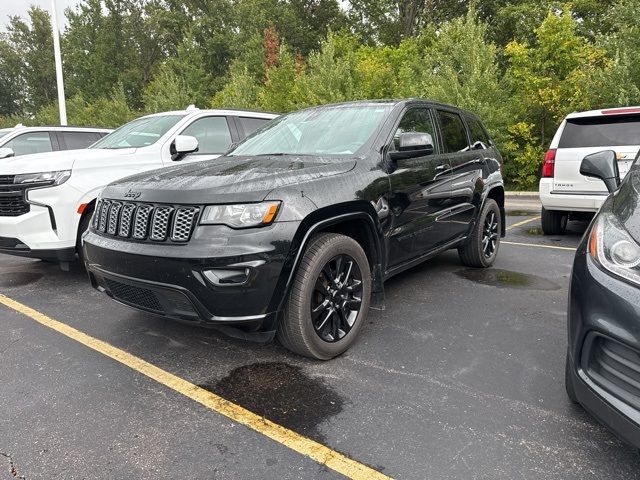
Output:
181 116 232 154
466 117 491 149
239 117 270 136
392 108 436 151
559 115 640 148
437 111 469 153
61 132 100 150
4 132 53 156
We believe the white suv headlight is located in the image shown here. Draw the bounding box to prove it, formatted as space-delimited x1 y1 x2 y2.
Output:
590 211 640 284
200 201 280 229
14 170 71 186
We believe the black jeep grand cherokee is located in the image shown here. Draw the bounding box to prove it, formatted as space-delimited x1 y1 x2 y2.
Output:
83 100 505 359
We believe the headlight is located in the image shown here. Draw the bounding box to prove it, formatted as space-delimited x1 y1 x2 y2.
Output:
14 170 71 186
200 201 281 228
589 211 640 284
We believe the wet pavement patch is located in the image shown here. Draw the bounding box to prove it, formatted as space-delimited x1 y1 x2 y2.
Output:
200 362 344 442
0 272 43 288
455 268 559 291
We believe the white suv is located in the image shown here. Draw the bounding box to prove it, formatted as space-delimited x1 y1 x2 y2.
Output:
0 125 112 158
539 107 640 234
0 107 277 267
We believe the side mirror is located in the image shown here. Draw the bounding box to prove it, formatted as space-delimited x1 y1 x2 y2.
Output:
171 135 199 161
390 132 434 161
580 150 620 193
0 147 15 159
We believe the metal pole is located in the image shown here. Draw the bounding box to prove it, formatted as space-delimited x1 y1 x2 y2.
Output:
50 0 67 125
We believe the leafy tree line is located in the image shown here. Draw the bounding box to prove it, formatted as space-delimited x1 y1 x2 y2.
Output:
1 0 639 189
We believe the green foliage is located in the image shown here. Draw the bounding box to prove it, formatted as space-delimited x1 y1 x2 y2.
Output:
502 122 545 190
505 6 616 147
414 10 509 142
143 67 195 113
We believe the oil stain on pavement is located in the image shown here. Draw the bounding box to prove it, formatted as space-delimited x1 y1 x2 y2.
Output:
456 268 559 291
199 362 344 442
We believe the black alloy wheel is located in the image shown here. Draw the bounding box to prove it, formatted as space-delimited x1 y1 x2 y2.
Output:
311 254 363 343
482 210 500 258
278 233 371 360
458 198 501 268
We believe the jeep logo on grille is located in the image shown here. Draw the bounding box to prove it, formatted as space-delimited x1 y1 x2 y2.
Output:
124 189 142 199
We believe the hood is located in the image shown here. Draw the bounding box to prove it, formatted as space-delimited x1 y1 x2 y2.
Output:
0 147 136 174
103 155 357 204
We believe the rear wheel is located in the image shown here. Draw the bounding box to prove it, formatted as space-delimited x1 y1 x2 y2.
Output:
541 207 567 235
277 233 371 360
458 199 501 268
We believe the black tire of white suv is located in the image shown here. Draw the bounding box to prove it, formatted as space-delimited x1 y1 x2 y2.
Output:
541 207 567 235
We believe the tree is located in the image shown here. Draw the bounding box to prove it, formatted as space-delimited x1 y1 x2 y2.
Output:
5 7 56 114
142 67 195 113
415 10 508 138
347 0 467 45
0 35 25 116
505 6 606 147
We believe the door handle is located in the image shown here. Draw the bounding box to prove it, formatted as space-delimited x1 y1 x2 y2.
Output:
435 164 448 171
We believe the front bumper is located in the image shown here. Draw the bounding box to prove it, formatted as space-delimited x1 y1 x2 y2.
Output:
568 237 640 447
539 179 607 212
0 182 82 258
83 221 299 333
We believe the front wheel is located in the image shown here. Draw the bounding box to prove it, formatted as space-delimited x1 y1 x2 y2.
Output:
458 198 501 268
76 209 93 265
277 233 372 360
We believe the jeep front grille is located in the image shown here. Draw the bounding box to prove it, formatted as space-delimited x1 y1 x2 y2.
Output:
93 199 199 243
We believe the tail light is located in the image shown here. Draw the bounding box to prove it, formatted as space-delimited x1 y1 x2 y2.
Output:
542 149 556 178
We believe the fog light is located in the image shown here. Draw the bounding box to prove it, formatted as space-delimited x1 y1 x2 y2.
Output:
203 268 250 286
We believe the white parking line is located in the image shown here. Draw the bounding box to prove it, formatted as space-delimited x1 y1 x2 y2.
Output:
502 240 576 252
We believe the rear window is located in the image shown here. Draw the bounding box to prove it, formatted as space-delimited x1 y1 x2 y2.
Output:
559 115 640 148
239 117 270 136
61 131 101 149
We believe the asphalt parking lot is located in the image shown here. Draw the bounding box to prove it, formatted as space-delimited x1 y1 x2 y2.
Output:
2 209 640 480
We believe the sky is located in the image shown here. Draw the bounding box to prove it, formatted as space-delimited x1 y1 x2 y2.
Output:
1 0 81 30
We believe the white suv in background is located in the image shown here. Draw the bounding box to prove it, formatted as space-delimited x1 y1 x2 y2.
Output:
0 125 112 158
539 107 640 234
0 107 277 268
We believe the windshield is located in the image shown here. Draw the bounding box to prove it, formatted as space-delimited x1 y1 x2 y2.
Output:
91 115 185 149
229 104 393 157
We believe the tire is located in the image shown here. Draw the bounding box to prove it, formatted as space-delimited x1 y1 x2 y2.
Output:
458 198 501 268
541 207 567 235
277 233 372 360
565 351 579 404
76 209 93 265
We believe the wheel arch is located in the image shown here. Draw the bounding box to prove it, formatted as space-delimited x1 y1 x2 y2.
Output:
76 197 97 250
269 202 386 315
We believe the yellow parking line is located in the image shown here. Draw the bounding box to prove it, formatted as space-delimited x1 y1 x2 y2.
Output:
0 294 391 480
506 216 540 231
502 240 576 252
